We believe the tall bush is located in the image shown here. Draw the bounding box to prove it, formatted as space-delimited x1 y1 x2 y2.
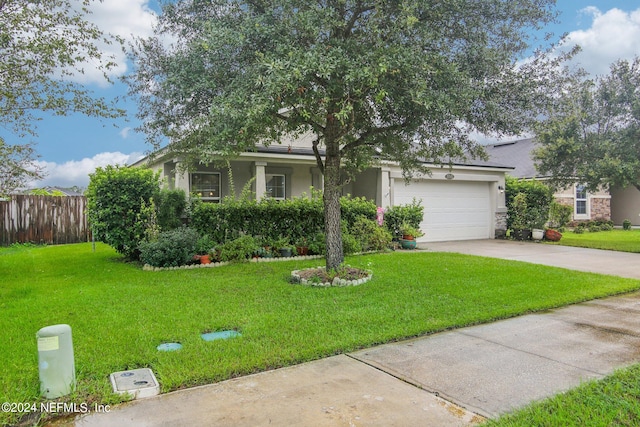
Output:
505 176 553 229
86 165 159 259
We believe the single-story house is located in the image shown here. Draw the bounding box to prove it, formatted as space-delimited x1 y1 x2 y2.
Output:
485 138 640 226
132 133 513 243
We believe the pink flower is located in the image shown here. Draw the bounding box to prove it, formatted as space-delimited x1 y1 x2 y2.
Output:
376 207 384 226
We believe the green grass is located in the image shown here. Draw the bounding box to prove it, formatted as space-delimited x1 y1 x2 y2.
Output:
1 243 640 426
550 229 640 253
484 364 640 427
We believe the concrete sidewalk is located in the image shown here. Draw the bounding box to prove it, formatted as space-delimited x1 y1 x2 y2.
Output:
62 241 640 427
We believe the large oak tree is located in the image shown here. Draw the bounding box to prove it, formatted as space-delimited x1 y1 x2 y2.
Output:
129 0 569 270
534 57 640 193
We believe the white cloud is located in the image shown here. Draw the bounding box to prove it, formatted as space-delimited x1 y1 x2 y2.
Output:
29 152 145 189
69 0 158 86
559 7 640 76
119 127 132 139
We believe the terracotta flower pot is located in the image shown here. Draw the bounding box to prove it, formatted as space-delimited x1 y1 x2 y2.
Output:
199 254 211 264
545 229 562 242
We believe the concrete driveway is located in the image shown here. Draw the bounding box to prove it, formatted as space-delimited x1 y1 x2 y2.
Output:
426 239 640 280
60 240 640 427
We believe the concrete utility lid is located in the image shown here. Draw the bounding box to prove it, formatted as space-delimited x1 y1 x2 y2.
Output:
201 330 241 341
110 368 160 399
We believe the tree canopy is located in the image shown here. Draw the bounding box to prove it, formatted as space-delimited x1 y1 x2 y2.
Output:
534 57 640 193
0 0 124 194
129 0 570 269
0 140 43 196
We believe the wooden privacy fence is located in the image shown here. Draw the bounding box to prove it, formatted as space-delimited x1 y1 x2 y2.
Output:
0 195 91 246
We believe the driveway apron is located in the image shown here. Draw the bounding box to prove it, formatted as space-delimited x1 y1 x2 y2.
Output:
425 239 640 279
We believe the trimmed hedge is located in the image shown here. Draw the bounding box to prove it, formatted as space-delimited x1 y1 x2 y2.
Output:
190 193 377 244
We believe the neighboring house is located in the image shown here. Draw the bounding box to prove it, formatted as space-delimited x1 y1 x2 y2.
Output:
610 186 640 226
20 186 85 196
485 138 613 223
132 134 512 243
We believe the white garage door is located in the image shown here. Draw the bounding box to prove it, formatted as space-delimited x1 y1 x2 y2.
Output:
394 179 492 242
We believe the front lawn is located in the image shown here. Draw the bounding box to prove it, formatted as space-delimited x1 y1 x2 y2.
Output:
2 243 640 425
549 229 640 253
484 363 640 426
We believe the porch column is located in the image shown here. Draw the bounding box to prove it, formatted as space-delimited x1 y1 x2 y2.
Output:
173 159 189 193
377 167 391 208
310 167 324 192
255 161 267 200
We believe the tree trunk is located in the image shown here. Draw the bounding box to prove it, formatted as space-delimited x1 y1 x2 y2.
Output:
324 137 343 271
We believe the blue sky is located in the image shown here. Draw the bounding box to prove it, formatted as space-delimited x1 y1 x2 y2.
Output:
9 0 640 189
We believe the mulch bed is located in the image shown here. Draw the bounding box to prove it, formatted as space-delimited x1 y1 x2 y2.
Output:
295 266 370 282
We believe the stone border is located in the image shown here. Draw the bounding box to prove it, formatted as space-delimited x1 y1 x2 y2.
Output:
143 261 230 271
143 254 324 271
291 266 373 287
250 255 324 263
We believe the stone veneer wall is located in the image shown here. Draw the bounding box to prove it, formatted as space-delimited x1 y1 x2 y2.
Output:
495 211 508 238
554 196 611 221
591 197 611 221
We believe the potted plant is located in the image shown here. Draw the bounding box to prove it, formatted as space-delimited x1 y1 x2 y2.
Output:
399 222 423 240
195 235 216 264
275 237 294 258
398 222 423 249
295 237 309 256
529 207 548 241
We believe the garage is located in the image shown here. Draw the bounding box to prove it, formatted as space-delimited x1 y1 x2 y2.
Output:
394 179 492 242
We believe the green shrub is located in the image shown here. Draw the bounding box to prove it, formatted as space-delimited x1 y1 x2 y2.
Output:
139 227 199 267
308 232 326 255
573 227 585 234
505 176 553 229
195 235 217 255
510 193 529 229
549 201 573 229
190 192 374 244
350 216 392 251
384 199 423 238
341 220 362 254
623 219 632 230
156 189 187 230
588 224 601 232
218 235 259 262
342 232 362 255
340 196 377 226
86 165 160 260
599 223 613 231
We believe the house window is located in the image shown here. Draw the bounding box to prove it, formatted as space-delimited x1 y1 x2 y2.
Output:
575 184 587 215
266 174 286 200
191 172 221 202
